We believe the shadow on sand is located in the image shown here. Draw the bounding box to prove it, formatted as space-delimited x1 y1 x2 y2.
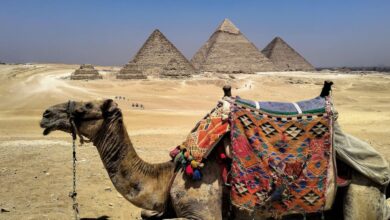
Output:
81 216 110 220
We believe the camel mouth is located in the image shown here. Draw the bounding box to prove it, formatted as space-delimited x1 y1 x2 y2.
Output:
40 120 55 135
40 119 71 136
43 127 52 135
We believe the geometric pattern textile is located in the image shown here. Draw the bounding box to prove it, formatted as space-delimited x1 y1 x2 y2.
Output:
229 97 335 216
183 103 230 161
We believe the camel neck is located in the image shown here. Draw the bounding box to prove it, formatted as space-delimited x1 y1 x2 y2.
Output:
91 113 176 212
92 114 135 177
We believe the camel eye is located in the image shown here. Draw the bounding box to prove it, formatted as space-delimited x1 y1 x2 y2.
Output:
85 103 93 109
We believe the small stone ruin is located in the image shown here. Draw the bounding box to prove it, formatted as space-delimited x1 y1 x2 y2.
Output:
70 64 103 80
160 58 193 79
116 61 147 79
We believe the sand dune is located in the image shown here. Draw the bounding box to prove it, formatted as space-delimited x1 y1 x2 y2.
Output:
1 63 390 219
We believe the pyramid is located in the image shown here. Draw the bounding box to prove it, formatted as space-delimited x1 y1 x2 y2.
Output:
125 29 195 77
116 61 147 79
71 64 102 80
191 18 276 74
262 37 315 71
160 58 194 79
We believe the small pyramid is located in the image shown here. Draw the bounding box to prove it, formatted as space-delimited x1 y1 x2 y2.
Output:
71 64 102 80
122 29 195 77
116 61 147 79
191 18 276 74
160 58 194 79
262 37 315 71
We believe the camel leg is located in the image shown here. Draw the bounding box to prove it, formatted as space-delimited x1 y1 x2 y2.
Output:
343 172 389 220
170 160 223 220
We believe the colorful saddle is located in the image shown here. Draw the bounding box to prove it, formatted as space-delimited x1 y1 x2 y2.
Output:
229 96 336 216
170 102 230 180
170 96 336 217
235 96 326 115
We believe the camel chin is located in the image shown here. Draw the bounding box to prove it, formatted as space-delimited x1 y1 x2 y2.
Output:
40 120 71 136
42 126 56 135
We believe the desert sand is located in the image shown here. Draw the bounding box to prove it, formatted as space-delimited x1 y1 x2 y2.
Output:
0 63 389 219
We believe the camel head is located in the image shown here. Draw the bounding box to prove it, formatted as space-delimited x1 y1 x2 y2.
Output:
40 99 119 140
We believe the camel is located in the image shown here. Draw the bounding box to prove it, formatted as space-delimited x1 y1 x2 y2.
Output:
40 86 389 220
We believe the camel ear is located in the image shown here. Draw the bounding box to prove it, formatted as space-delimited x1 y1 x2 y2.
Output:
102 99 118 116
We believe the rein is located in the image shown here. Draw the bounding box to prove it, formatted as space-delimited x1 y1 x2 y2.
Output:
67 100 80 220
65 100 104 220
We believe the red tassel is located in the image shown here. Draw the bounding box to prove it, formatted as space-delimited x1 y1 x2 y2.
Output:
185 164 193 176
220 153 226 159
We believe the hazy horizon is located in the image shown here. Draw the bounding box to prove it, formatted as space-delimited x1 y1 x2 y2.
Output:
1 0 389 68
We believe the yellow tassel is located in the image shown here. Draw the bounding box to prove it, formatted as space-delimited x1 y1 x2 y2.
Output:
191 160 199 168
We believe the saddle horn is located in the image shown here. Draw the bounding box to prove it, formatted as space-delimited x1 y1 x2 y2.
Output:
320 80 333 97
223 85 232 97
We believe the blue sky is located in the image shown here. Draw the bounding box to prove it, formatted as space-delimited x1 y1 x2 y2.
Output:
0 0 389 67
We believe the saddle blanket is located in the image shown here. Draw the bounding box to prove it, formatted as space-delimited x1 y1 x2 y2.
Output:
170 102 230 179
183 103 230 161
170 96 337 216
229 97 336 216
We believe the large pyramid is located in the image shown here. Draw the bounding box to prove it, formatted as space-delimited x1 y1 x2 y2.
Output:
123 29 195 77
262 37 315 71
70 64 102 80
191 18 276 74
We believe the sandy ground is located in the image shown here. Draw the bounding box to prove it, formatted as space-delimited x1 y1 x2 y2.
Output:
0 63 390 219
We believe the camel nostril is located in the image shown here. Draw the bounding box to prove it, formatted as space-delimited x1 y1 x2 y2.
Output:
43 110 51 118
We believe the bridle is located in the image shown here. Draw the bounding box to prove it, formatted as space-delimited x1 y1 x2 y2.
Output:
64 100 80 220
64 100 116 220
66 100 99 220
66 100 90 145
